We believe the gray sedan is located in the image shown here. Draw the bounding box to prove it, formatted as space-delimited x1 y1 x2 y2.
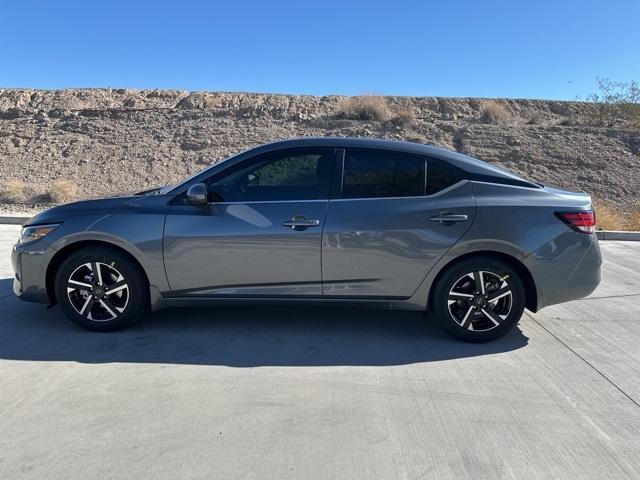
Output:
12 138 601 341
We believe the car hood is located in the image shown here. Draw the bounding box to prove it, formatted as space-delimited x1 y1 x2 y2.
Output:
24 195 139 226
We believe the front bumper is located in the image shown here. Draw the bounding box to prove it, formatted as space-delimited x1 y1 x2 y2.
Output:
12 241 53 304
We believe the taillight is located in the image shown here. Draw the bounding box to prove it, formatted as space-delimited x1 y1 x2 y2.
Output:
555 210 596 234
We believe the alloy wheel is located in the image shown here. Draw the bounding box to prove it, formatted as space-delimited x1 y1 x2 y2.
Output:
447 270 513 332
66 262 129 322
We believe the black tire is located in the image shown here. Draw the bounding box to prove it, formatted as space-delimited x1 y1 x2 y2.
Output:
54 246 148 331
430 257 525 342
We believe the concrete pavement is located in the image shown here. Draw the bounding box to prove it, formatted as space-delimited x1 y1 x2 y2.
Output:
1 224 639 479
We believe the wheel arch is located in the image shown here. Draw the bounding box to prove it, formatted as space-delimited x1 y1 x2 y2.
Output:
428 250 538 313
45 240 150 305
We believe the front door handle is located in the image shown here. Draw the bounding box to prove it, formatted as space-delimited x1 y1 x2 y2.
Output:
429 213 468 225
282 216 321 230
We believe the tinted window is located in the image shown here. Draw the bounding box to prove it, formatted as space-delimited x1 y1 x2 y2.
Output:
426 158 459 195
342 149 425 199
208 149 334 202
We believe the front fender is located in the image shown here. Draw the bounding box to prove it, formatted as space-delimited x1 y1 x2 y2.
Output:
49 212 170 297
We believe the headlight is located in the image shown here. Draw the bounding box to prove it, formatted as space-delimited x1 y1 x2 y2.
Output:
19 224 60 244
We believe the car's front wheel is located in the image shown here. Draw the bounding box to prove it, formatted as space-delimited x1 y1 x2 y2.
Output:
431 257 526 342
54 246 148 331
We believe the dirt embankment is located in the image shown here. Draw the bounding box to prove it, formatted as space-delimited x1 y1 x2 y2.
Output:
0 89 638 215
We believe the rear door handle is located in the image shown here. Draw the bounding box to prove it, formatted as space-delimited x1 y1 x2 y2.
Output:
282 216 320 230
429 213 468 225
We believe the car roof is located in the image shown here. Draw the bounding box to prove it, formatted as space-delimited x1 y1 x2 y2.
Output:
259 137 534 185
170 137 538 194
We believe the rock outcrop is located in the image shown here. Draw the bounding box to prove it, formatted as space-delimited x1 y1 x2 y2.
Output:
0 88 638 211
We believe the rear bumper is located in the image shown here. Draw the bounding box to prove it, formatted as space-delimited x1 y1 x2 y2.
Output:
524 231 602 310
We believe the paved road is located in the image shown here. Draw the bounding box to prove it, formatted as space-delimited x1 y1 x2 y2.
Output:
1 224 639 479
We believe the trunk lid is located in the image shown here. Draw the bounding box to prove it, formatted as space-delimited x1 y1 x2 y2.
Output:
542 185 592 209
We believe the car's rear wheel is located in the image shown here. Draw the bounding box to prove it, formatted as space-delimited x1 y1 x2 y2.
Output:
431 257 525 342
54 246 148 331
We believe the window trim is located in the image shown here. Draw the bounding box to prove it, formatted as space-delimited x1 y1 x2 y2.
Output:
335 148 462 201
329 180 468 202
205 199 329 206
331 148 346 199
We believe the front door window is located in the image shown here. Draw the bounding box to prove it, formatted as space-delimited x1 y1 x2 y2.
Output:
208 149 335 202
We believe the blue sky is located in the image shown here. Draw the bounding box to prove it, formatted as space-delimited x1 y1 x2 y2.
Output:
1 0 638 100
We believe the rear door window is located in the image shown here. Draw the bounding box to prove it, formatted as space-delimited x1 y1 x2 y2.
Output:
340 149 460 199
341 149 425 199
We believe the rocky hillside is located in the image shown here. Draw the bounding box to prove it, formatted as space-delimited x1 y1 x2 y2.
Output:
0 88 638 214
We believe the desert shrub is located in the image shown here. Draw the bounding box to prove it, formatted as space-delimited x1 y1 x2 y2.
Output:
337 95 390 121
527 114 546 125
469 99 483 111
587 77 640 127
559 117 578 126
480 101 513 125
47 180 77 204
390 109 415 127
405 135 427 144
0 179 27 203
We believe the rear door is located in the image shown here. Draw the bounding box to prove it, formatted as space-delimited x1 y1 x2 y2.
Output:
163 148 336 297
322 148 476 298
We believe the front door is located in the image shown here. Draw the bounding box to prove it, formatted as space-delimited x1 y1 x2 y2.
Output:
322 148 476 298
163 148 336 297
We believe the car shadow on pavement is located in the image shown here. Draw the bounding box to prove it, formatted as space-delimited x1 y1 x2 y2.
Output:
0 279 528 366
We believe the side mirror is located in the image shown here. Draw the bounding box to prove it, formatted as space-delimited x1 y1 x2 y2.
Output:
186 183 207 206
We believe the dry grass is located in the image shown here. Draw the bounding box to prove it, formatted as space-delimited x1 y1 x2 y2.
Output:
594 202 630 231
337 95 391 121
47 180 77 204
595 203 626 230
628 209 640 231
480 101 513 125
391 109 415 128
0 179 27 203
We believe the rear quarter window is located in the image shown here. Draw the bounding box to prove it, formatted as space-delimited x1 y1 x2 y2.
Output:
426 158 459 195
